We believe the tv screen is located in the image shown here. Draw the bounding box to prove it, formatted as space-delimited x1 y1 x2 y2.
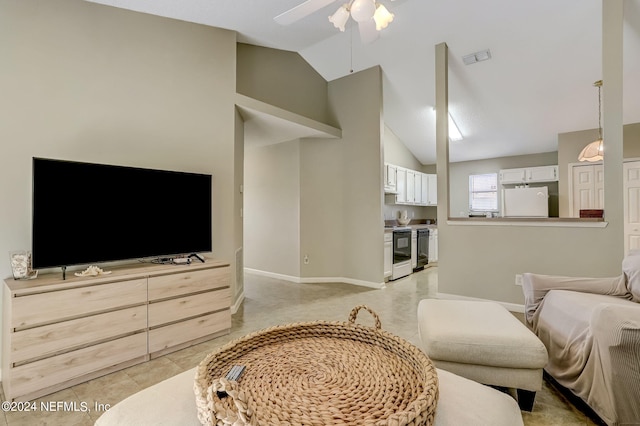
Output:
32 158 212 269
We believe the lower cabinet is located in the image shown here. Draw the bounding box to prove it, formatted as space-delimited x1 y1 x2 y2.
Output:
384 233 392 278
2 259 231 401
429 229 439 263
411 230 417 269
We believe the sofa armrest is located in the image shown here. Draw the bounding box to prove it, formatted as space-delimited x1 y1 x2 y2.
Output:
590 303 640 423
522 273 628 325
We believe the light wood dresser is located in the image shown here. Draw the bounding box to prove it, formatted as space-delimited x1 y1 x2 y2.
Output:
2 259 231 401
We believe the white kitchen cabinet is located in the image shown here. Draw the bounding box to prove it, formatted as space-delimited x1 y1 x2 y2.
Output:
499 168 527 184
569 163 604 217
386 164 436 206
527 165 558 182
421 174 428 205
411 229 417 269
384 163 397 194
426 174 437 205
500 165 558 184
395 168 407 203
384 233 392 278
428 228 438 263
414 172 422 204
406 170 416 203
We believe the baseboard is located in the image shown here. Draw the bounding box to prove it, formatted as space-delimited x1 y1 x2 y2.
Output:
436 292 525 313
244 268 385 289
231 291 244 314
299 276 385 289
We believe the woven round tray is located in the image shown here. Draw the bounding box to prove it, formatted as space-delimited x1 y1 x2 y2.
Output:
194 305 439 426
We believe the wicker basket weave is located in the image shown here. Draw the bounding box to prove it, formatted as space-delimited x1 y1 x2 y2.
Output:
194 305 439 426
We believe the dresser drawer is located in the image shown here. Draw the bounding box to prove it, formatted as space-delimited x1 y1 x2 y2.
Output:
11 279 147 329
10 306 147 365
149 310 231 354
148 267 229 301
148 288 230 328
10 333 147 399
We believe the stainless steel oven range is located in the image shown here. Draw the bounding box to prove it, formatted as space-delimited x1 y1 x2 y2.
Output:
391 228 412 280
415 228 429 270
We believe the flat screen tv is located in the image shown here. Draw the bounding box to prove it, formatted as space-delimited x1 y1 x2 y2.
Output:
32 158 212 270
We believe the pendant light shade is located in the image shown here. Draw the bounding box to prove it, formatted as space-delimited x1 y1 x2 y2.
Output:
578 139 603 162
373 3 394 30
328 4 350 31
579 80 604 162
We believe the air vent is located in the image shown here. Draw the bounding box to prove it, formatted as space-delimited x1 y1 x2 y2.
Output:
463 49 491 65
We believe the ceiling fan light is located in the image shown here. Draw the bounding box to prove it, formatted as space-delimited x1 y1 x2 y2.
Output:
578 139 604 162
328 5 350 31
350 0 376 22
373 4 394 31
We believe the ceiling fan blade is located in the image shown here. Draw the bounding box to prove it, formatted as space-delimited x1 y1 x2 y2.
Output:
358 19 379 44
274 0 337 25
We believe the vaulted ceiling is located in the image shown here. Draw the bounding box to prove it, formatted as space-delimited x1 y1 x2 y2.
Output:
86 0 640 164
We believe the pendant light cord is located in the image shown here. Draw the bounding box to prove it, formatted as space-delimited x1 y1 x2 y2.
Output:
350 23 354 73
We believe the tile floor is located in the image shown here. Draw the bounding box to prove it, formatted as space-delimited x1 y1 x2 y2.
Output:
0 267 602 425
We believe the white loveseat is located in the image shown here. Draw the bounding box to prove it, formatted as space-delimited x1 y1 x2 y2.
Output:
522 251 640 426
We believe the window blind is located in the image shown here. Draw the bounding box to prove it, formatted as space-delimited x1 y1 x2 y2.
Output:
469 173 498 211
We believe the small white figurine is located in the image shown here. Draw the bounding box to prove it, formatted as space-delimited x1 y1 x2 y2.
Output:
74 265 112 277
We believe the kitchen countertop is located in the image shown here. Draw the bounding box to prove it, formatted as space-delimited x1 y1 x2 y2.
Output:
384 224 436 232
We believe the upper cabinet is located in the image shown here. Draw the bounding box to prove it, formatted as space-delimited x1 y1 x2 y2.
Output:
384 164 397 194
385 163 436 206
500 165 558 184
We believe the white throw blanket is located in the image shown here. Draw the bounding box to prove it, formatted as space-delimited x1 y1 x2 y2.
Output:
523 272 640 426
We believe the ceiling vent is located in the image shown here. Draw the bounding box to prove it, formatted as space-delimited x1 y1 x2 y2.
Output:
462 49 492 65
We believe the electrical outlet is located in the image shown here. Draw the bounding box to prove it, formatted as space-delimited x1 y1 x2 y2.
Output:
303 255 309 265
515 274 523 286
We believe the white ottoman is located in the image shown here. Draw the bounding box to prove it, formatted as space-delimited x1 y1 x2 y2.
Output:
95 367 524 426
417 299 548 411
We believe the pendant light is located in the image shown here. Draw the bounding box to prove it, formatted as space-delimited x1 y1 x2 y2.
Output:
578 80 604 162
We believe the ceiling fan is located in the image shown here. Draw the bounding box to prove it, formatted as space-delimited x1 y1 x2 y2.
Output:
274 0 395 44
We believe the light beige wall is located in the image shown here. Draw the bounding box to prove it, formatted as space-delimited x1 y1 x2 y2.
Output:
449 152 559 218
327 67 384 284
0 0 239 352
299 67 384 284
236 43 334 127
244 141 301 277
624 123 640 159
300 139 344 277
436 19 624 305
383 125 423 170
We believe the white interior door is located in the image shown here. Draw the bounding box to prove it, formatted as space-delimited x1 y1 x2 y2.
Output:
594 164 604 209
624 161 640 255
571 164 595 217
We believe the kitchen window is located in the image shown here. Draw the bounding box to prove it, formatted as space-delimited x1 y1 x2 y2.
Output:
469 173 498 212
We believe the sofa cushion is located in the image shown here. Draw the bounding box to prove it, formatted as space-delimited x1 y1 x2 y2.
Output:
418 299 547 369
622 249 640 303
